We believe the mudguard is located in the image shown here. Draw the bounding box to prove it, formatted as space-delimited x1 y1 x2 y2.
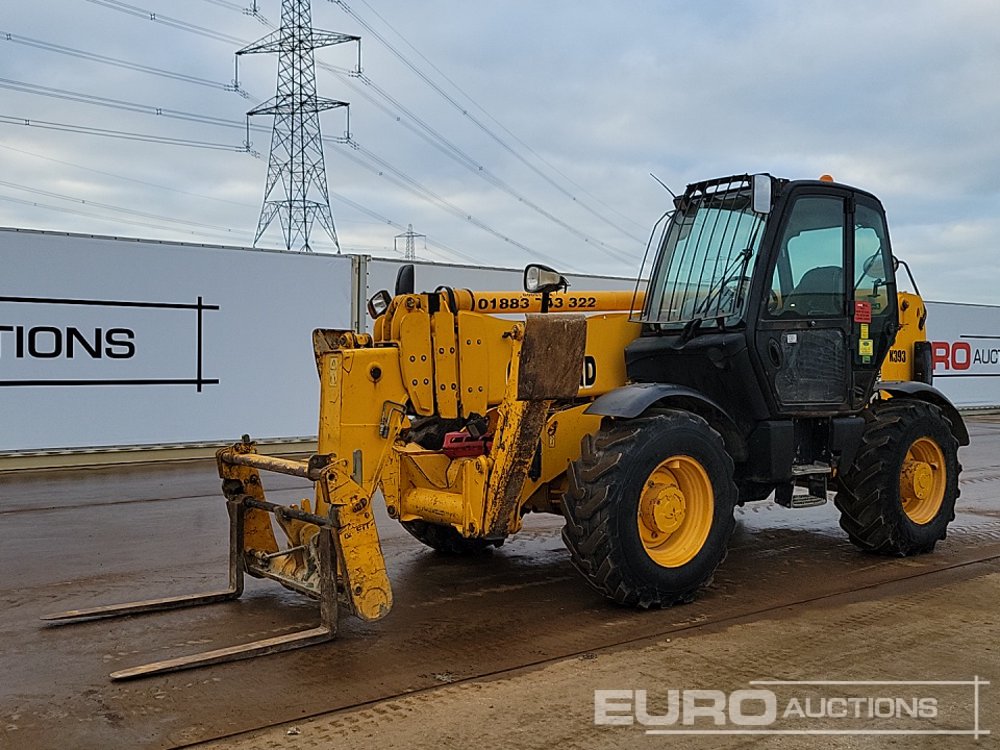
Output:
585 382 744 458
878 380 970 446
585 382 725 418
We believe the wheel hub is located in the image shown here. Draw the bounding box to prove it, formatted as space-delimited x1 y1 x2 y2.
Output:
640 478 686 537
901 460 933 502
636 455 715 568
898 436 947 525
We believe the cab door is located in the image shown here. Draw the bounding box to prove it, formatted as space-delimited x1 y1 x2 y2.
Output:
754 191 853 413
849 196 899 406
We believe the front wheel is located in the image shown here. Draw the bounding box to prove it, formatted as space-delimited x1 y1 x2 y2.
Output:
835 399 961 555
561 410 737 608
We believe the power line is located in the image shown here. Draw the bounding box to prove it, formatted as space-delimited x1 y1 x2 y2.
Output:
0 81 553 264
137 1 641 260
0 77 326 169
325 188 479 264
78 2 577 261
0 193 254 243
15 7 611 267
0 31 245 97
203 0 271 24
0 178 243 233
84 0 247 45
0 116 565 267
1 72 567 265
0 135 479 265
332 69 638 262
339 140 571 269
0 78 253 133
332 0 649 239
0 114 247 152
200 1 637 258
216 4 640 258
0 76 353 158
0 142 254 209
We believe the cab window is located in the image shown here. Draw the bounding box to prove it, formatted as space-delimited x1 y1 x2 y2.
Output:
766 195 846 317
854 202 891 316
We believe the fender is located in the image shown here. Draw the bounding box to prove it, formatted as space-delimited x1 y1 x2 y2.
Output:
878 380 970 446
586 382 745 460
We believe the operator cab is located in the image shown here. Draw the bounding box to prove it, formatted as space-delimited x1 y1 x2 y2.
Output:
631 173 899 421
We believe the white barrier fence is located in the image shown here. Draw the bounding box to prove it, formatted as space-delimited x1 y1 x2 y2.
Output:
1 229 353 452
0 228 996 454
926 301 1000 408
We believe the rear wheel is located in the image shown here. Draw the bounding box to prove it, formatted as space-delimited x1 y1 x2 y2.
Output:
835 399 960 555
561 410 737 608
401 520 501 555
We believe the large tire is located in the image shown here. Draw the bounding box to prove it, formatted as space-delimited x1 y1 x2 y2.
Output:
402 520 501 555
835 399 960 555
561 410 738 608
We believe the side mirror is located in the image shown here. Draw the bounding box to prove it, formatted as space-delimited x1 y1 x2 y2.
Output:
367 289 392 319
861 251 883 277
523 263 569 295
752 173 772 214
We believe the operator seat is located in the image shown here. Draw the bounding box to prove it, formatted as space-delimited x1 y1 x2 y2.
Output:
783 265 843 316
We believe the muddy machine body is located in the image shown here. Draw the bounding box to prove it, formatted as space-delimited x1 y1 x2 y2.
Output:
47 174 967 679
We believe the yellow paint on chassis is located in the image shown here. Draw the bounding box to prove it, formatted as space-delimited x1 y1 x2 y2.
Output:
881 291 926 382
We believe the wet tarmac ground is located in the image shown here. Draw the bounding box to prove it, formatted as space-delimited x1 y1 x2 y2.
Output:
2 415 1000 749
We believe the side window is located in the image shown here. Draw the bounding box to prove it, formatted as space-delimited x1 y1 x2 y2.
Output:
767 196 846 317
854 202 891 317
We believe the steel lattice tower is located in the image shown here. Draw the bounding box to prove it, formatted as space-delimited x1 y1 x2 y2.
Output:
237 1 359 252
394 223 426 261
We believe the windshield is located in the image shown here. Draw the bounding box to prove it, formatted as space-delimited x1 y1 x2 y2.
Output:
641 180 766 327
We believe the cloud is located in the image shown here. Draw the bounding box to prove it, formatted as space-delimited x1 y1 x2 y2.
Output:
0 0 997 300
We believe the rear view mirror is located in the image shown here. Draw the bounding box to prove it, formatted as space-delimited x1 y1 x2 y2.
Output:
524 263 569 295
752 174 772 214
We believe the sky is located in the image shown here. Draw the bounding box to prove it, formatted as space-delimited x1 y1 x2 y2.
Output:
1 0 999 303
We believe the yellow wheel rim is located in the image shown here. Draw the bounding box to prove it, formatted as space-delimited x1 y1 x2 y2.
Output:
899 436 946 525
636 455 714 568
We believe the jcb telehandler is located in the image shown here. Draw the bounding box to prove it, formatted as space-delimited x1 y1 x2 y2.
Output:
47 173 968 679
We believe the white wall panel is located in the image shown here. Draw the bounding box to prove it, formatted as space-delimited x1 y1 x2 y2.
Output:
0 229 353 451
926 301 1000 407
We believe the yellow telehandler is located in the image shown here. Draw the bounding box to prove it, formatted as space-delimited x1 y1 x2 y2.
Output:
46 173 968 679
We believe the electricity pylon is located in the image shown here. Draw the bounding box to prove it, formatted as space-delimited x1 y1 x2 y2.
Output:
237 0 359 252
394 224 426 261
